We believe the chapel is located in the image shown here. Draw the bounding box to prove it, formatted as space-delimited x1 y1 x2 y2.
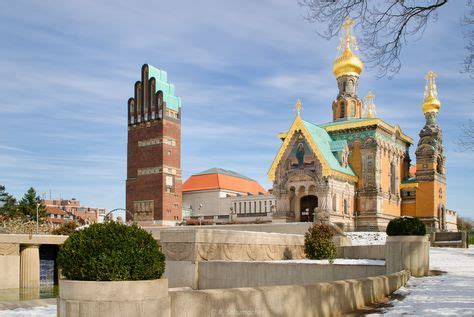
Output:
267 17 456 231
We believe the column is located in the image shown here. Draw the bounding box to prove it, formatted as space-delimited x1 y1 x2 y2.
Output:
20 245 40 288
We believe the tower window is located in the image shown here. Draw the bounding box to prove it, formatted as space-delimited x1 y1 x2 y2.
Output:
340 103 345 118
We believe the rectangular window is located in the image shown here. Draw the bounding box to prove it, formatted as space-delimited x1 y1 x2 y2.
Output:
249 202 251 213
259 201 262 212
264 201 267 212
254 202 257 213
239 202 242 213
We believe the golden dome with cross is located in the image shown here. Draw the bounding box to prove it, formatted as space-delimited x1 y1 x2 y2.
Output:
332 17 364 78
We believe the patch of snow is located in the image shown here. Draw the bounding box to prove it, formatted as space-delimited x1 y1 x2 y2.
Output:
268 259 385 265
209 258 385 265
377 246 474 316
346 231 387 245
0 305 56 316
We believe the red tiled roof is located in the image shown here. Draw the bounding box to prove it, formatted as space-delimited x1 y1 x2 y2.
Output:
46 206 66 215
409 165 416 176
183 171 267 196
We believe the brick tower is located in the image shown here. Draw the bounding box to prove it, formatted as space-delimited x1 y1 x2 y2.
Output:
126 64 182 225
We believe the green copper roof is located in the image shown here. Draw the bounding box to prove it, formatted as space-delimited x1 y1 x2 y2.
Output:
401 177 417 184
196 167 255 181
147 65 182 111
330 140 348 152
302 120 355 176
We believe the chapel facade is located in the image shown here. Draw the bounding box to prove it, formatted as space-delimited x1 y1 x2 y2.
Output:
268 18 456 231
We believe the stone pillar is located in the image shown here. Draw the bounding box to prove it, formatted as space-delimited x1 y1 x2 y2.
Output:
20 245 40 288
385 235 429 277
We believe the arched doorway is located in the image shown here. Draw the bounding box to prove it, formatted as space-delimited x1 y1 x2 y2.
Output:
300 195 318 222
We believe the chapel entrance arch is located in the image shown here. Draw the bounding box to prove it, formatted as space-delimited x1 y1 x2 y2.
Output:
300 195 318 222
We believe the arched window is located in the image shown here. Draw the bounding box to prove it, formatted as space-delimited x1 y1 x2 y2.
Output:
332 194 337 211
350 103 355 117
340 102 345 118
343 199 348 214
390 162 397 194
437 156 443 174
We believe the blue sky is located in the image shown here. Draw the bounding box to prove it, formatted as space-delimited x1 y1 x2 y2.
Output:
0 1 473 218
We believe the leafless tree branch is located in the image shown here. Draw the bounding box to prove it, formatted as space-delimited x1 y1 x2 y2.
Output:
457 119 474 151
297 0 473 78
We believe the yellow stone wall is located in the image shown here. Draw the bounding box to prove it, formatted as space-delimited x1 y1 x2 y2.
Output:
401 200 416 216
415 180 446 217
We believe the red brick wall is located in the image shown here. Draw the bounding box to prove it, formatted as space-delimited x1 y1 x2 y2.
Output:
126 117 182 223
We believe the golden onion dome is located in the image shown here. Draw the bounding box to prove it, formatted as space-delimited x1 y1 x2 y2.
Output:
333 17 363 78
421 71 441 113
333 47 363 78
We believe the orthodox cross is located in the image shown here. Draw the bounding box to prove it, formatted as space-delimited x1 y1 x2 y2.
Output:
424 70 438 98
339 17 358 52
365 91 376 118
295 99 302 116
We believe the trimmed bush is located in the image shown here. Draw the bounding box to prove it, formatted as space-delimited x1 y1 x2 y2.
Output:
52 221 78 235
57 221 165 281
304 224 337 262
386 216 426 236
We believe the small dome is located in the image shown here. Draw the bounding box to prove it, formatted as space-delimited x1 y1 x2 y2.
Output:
422 95 441 113
333 47 363 78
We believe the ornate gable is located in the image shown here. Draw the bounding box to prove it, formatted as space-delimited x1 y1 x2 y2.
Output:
267 115 357 183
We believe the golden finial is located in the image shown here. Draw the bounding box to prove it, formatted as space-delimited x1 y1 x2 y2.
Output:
340 17 356 51
333 17 363 78
295 99 302 116
421 70 441 114
365 91 376 118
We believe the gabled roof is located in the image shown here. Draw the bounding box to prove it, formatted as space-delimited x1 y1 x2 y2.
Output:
267 115 357 183
46 206 66 215
183 168 267 195
302 120 355 176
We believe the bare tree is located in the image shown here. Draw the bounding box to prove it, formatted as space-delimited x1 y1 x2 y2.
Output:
463 0 474 77
458 119 474 151
298 0 473 78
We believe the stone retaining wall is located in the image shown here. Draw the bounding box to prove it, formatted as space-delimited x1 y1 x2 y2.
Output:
337 245 385 260
198 261 386 289
170 270 410 317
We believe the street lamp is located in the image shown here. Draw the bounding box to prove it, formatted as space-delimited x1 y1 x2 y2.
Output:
36 203 39 234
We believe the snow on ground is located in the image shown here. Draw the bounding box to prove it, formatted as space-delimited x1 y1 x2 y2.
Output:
346 231 387 245
0 305 55 317
376 246 474 316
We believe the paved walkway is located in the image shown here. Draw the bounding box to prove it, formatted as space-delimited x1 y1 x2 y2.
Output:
379 246 474 316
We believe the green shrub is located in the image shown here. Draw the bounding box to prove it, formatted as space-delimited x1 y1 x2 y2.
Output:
52 221 78 235
304 224 337 262
57 221 165 281
386 217 426 236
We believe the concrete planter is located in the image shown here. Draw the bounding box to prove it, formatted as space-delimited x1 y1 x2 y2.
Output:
385 235 429 277
58 278 170 317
